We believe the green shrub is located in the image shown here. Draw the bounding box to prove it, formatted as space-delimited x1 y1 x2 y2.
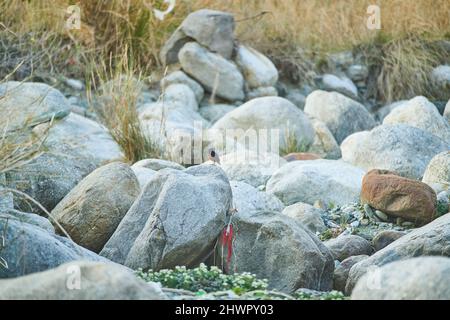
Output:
137 264 268 295
293 290 347 300
436 199 449 217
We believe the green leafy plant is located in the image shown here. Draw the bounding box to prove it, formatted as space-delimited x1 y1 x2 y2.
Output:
280 127 310 156
137 263 268 295
293 290 347 300
436 199 449 217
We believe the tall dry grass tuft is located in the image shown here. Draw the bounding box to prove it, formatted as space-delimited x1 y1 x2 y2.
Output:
359 35 449 102
87 49 159 163
3 0 449 72
1 0 449 100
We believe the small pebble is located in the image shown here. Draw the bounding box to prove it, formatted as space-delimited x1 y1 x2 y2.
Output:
314 200 327 210
375 210 389 222
350 221 360 228
402 221 415 228
65 78 84 91
364 204 375 219
331 214 340 221
67 96 79 105
360 219 369 226
328 221 340 228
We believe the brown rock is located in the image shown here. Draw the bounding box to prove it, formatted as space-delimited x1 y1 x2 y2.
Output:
52 162 140 253
283 152 321 162
361 169 437 226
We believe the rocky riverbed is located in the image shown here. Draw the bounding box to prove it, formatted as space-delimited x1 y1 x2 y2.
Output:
0 9 450 300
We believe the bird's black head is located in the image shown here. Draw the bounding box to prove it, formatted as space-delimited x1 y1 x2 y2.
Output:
210 150 216 157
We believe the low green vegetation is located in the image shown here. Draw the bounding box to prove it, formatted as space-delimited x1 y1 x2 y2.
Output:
436 198 450 217
137 264 268 295
137 264 347 300
293 290 347 300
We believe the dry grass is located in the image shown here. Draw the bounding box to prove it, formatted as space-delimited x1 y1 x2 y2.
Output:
365 35 449 102
2 0 449 72
87 49 160 163
0 117 51 175
280 127 310 156
1 0 449 103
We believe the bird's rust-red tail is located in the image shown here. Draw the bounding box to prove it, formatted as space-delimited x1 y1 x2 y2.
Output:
221 223 234 272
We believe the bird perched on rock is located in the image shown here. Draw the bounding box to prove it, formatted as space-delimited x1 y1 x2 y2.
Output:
208 148 221 165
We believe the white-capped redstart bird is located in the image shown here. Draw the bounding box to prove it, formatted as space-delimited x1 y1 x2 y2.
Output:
208 148 221 165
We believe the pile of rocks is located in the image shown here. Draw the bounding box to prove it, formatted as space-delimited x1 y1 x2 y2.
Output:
161 9 279 103
1 8 450 301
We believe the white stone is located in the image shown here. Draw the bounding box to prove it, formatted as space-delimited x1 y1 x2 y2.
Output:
341 124 450 179
266 159 365 206
304 90 376 144
383 96 450 143
235 45 278 89
321 74 358 99
179 42 244 101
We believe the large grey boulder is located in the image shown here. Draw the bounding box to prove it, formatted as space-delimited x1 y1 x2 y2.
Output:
383 96 450 143
346 213 450 293
181 9 235 58
304 90 375 144
324 235 373 262
159 83 199 112
0 261 166 300
281 202 326 234
351 257 450 300
133 158 184 171
101 165 232 270
51 162 140 253
139 97 209 164
37 113 123 165
179 42 244 101
4 113 123 212
341 124 450 180
216 211 334 293
1 209 54 233
444 99 450 123
131 166 157 189
199 104 236 124
0 81 70 132
212 97 315 151
220 151 287 188
230 180 284 215
160 9 235 65
266 160 365 206
422 151 450 192
5 153 96 213
235 45 278 89
0 218 105 278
